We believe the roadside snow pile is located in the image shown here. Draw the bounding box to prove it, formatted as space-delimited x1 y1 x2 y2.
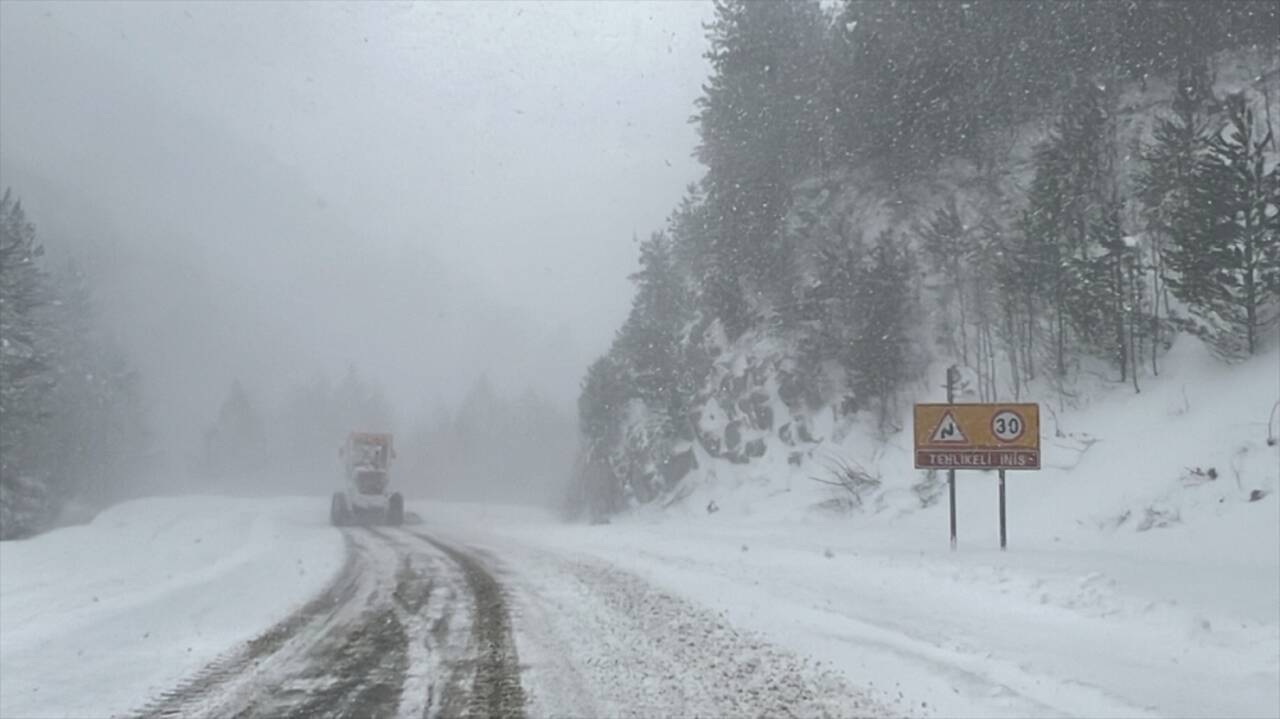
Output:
0 495 344 719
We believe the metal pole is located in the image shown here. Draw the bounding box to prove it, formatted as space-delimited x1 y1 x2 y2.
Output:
949 470 957 551
998 469 1007 550
946 365 958 551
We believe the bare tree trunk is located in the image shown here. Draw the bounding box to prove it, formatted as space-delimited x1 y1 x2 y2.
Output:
1150 230 1163 376
1244 208 1257 356
1056 302 1067 380
1129 253 1141 393
1114 252 1128 383
1025 291 1036 381
987 323 999 401
1005 303 1021 401
957 275 970 367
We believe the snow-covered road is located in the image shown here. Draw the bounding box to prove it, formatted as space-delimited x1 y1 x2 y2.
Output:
1 495 1275 718
0 497 894 719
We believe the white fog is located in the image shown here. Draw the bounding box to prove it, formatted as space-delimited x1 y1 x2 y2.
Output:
1 1 712 499
2 2 1277 718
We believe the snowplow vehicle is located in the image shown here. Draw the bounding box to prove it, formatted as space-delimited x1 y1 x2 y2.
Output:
330 431 404 526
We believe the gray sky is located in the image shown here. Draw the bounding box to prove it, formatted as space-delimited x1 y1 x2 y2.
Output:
0 0 713 457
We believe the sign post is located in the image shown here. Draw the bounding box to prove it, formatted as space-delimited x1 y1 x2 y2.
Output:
945 366 959 551
914 391 1040 550
998 469 1007 550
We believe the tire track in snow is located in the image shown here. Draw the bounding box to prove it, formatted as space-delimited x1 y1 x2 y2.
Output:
134 531 363 718
132 529 448 719
401 530 527 719
133 526 527 719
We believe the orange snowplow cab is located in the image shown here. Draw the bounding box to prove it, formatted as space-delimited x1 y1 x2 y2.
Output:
333 432 403 527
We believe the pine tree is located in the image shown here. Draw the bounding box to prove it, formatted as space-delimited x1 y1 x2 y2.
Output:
978 214 1033 399
1 193 150 535
1137 61 1213 374
574 355 630 514
696 0 826 335
850 230 919 435
1172 93 1280 358
966 213 1006 401
42 263 149 506
615 231 692 437
829 0 1275 179
1025 79 1115 381
1085 197 1146 386
811 231 866 411
0 190 57 537
578 357 629 455
917 199 973 365
203 379 268 482
335 364 394 431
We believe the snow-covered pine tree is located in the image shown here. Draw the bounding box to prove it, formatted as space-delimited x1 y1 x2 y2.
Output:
811 230 867 414
1137 60 1213 374
696 0 825 335
1026 79 1116 382
981 214 1034 399
616 231 693 439
1087 197 1147 388
202 379 268 484
850 230 919 435
1171 92 1280 359
917 199 973 366
966 213 1007 401
573 355 629 514
335 364 394 432
42 263 149 507
0 190 57 537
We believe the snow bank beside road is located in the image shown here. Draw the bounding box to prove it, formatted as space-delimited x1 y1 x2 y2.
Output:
423 502 1279 718
0 495 345 719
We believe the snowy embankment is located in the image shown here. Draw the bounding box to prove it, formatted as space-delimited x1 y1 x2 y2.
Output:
424 342 1280 718
0 496 345 719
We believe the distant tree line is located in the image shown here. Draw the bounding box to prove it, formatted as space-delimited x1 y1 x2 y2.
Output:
571 0 1279 517
199 364 394 491
198 368 575 505
0 190 150 538
400 374 575 505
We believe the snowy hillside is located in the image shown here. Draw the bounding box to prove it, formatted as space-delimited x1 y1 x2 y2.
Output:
649 336 1279 551
575 42 1280 529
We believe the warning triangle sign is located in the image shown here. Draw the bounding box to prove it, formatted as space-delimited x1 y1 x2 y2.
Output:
929 412 968 443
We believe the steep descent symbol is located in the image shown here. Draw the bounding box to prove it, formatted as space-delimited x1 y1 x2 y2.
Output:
929 412 968 444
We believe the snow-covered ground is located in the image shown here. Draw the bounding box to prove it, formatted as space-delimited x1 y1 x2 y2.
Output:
0 342 1275 718
428 501 1277 718
0 496 345 719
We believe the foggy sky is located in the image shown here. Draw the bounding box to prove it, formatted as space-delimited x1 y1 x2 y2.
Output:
0 1 713 461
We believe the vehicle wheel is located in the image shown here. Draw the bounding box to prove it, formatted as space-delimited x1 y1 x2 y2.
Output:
330 492 350 527
387 492 404 526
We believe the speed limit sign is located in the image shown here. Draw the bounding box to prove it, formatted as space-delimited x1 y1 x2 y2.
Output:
990 410 1025 442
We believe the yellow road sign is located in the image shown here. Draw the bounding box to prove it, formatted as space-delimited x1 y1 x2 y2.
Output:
913 403 1040 470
